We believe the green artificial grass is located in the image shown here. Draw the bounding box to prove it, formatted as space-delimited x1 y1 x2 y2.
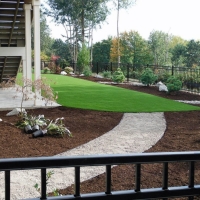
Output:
41 74 200 113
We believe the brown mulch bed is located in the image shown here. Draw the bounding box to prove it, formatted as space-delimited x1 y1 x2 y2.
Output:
1 76 200 199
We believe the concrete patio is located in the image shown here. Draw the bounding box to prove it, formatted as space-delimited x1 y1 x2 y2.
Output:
0 86 60 111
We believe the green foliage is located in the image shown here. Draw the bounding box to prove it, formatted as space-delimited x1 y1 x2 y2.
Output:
64 67 74 74
155 69 171 83
34 170 55 196
111 68 125 83
184 40 200 67
166 76 182 94
46 118 72 137
53 189 60 196
120 31 154 65
16 114 47 129
140 68 157 86
102 70 112 79
42 67 51 74
52 39 71 64
148 30 172 66
170 44 186 66
130 70 141 79
77 43 90 73
45 0 109 45
83 66 92 77
92 38 112 63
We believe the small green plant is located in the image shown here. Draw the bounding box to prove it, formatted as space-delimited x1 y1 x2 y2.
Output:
83 66 92 77
53 189 60 196
102 70 112 79
42 67 50 74
64 66 74 74
34 170 55 196
166 76 182 94
46 117 71 137
77 43 90 73
111 68 125 83
156 70 171 83
15 114 47 129
140 68 157 86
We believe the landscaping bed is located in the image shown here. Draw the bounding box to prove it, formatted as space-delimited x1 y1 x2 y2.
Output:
1 77 200 199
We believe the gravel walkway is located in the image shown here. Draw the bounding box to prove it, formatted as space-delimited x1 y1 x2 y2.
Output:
0 112 166 199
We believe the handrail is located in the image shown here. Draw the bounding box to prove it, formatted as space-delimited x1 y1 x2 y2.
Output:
0 151 200 170
1 151 200 200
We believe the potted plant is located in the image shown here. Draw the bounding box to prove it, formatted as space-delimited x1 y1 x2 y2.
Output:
32 117 71 138
15 114 47 134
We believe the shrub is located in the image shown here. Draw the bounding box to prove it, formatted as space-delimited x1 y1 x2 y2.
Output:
156 71 171 83
140 68 157 86
102 70 112 79
111 68 125 83
64 66 74 74
83 66 92 77
42 67 50 74
130 70 141 80
166 76 182 94
48 62 56 73
77 43 90 73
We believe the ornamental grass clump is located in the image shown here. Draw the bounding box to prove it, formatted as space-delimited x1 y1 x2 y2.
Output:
46 117 71 137
111 68 125 83
83 66 92 77
102 70 112 79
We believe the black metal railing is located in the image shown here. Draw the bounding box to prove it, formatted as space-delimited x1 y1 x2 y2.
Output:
1 152 200 200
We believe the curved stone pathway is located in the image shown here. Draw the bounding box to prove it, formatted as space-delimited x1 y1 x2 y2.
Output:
0 112 166 199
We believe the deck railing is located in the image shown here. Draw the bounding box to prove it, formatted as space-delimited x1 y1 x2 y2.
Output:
1 152 200 200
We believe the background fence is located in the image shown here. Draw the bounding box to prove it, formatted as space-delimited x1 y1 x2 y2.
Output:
38 61 200 94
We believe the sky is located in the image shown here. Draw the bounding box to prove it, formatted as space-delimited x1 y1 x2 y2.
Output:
46 0 200 43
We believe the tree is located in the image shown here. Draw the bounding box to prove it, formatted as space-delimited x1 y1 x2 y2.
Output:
52 39 71 62
169 35 187 50
110 0 136 66
120 31 153 66
184 40 200 68
110 37 120 62
77 43 90 73
92 38 112 63
170 44 186 66
44 0 110 63
148 30 172 66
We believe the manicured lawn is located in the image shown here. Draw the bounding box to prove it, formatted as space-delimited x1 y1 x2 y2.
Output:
40 74 200 113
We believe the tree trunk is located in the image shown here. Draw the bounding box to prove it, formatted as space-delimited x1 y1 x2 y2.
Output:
117 0 120 67
81 0 85 43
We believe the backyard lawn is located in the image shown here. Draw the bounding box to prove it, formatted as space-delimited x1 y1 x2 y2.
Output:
43 74 200 113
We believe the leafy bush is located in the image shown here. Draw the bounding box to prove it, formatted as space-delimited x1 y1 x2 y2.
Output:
102 70 112 79
83 66 92 77
140 68 157 86
77 43 90 73
111 68 125 83
42 67 50 74
166 76 182 94
64 66 74 74
156 71 171 83
130 70 141 79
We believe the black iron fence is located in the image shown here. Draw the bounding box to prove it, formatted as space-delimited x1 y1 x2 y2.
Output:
37 61 200 93
1 152 200 200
